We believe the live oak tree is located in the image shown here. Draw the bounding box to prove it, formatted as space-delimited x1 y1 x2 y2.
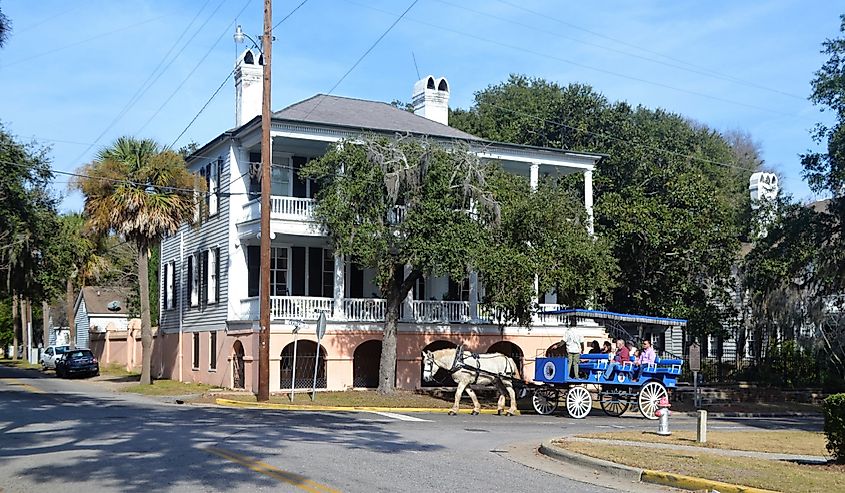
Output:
75 137 197 385
303 136 497 393
452 75 757 338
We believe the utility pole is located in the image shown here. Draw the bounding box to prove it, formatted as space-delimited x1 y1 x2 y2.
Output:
257 0 273 402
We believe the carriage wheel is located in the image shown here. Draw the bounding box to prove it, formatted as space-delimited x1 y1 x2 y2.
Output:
566 386 592 419
638 381 668 420
599 388 630 417
531 387 559 415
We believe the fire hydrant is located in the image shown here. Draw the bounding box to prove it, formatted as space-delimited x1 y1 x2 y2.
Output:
655 396 672 436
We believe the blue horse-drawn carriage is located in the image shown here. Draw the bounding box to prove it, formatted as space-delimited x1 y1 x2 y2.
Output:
529 309 686 420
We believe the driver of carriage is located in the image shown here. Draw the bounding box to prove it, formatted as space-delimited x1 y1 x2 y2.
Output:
602 338 629 379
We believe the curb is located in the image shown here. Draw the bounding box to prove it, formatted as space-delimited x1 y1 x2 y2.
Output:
214 398 521 414
683 411 821 418
539 440 643 482
641 469 780 493
539 439 781 493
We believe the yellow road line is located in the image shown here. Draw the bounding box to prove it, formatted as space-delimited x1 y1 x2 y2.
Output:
205 446 341 493
0 378 45 394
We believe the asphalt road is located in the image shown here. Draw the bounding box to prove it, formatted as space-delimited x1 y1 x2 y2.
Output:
0 365 822 493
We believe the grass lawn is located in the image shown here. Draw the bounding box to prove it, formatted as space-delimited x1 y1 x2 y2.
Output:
671 400 821 414
123 379 214 396
202 390 460 408
98 363 140 379
556 439 845 493
0 358 40 370
575 430 828 457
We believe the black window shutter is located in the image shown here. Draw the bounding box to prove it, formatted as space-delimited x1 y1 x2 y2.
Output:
187 255 194 308
292 156 308 198
216 158 223 201
162 263 168 310
247 246 260 297
214 247 221 303
291 247 306 296
201 250 209 308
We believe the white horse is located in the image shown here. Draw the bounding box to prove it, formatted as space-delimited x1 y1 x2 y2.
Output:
422 347 522 416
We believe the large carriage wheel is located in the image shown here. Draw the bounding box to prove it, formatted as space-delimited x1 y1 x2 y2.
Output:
599 388 630 417
532 387 559 415
638 381 668 420
566 386 592 419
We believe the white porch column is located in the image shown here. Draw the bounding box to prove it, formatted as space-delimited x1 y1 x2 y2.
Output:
529 163 539 191
403 265 414 321
469 271 479 322
333 253 345 320
529 163 540 315
584 169 594 236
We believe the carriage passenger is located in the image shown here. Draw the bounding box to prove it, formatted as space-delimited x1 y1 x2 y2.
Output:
602 339 629 379
601 341 613 354
588 341 601 354
639 339 656 366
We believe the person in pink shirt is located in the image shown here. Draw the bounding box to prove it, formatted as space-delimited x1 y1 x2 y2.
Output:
639 339 657 366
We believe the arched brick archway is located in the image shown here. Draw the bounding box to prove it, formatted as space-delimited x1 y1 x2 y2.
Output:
352 340 382 388
487 341 524 372
232 341 245 389
280 341 327 389
420 340 457 387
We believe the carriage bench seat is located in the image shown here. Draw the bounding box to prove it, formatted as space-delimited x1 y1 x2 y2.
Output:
655 357 683 375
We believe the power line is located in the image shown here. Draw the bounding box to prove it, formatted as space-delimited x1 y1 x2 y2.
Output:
71 0 218 165
170 0 314 149
135 0 255 134
344 0 792 117
434 0 803 101
494 0 804 101
2 16 165 67
301 0 419 122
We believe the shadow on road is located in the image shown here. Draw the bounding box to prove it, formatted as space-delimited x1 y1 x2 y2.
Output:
0 366 444 492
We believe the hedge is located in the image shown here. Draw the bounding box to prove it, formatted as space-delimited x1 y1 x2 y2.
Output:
823 393 845 463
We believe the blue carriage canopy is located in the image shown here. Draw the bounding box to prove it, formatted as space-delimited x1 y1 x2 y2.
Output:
540 308 687 327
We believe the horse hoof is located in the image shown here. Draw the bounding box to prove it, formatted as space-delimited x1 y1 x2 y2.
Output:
496 410 502 416
448 411 456 416
471 410 479 416
505 411 514 416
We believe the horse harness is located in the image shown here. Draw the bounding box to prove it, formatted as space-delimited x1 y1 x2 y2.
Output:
448 344 515 385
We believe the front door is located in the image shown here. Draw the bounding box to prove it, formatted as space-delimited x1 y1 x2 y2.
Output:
233 344 245 389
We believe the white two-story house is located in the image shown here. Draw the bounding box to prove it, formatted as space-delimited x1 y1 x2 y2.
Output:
156 48 633 393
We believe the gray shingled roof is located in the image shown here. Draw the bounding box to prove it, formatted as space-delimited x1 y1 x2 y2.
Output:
80 286 130 315
274 94 481 140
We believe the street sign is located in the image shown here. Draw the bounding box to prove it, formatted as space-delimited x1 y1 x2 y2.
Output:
316 312 327 340
689 343 701 372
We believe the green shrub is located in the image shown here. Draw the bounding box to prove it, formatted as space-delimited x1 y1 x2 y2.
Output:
823 393 845 463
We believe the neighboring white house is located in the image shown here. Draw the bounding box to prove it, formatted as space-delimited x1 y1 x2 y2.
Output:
73 287 130 349
156 48 685 393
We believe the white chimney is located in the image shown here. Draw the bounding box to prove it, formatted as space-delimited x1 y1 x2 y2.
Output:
749 172 778 206
235 48 263 127
412 75 450 125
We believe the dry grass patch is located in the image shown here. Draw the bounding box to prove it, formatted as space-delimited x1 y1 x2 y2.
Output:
0 358 40 370
206 390 454 408
98 363 140 378
556 440 844 493
575 430 828 457
123 379 213 396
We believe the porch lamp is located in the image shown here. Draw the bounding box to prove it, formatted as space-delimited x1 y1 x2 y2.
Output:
234 5 272 402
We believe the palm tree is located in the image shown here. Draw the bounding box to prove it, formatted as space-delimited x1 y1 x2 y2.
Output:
75 137 198 384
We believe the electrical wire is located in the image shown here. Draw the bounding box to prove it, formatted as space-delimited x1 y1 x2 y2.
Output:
300 0 419 122
343 0 791 117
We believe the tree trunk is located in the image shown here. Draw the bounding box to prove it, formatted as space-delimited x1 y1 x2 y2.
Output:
11 294 19 361
138 245 153 385
42 301 49 349
377 266 423 394
21 298 29 361
67 278 76 349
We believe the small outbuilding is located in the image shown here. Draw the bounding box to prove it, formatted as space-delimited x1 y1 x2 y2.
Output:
73 287 130 349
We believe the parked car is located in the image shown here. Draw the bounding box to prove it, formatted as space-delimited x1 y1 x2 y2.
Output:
55 349 99 378
39 345 71 370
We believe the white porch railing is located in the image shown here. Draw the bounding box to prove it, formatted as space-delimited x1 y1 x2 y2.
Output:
403 300 470 323
343 298 386 322
270 296 333 320
537 304 567 324
271 196 316 218
241 196 317 222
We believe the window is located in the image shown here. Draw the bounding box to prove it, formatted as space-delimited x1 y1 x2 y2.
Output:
209 331 217 370
207 248 219 304
192 333 199 370
413 275 426 300
207 160 220 216
248 152 261 200
188 254 199 307
270 247 289 296
164 261 175 310
322 249 334 298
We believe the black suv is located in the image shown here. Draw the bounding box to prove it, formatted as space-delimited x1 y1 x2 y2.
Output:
55 349 100 378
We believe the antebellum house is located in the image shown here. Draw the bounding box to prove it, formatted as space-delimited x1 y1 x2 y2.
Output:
72 286 130 349
155 48 685 393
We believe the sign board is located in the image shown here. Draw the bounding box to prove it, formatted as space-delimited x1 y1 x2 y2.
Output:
316 312 327 341
689 342 701 372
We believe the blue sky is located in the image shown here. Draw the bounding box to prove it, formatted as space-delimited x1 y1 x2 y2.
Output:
0 0 841 212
